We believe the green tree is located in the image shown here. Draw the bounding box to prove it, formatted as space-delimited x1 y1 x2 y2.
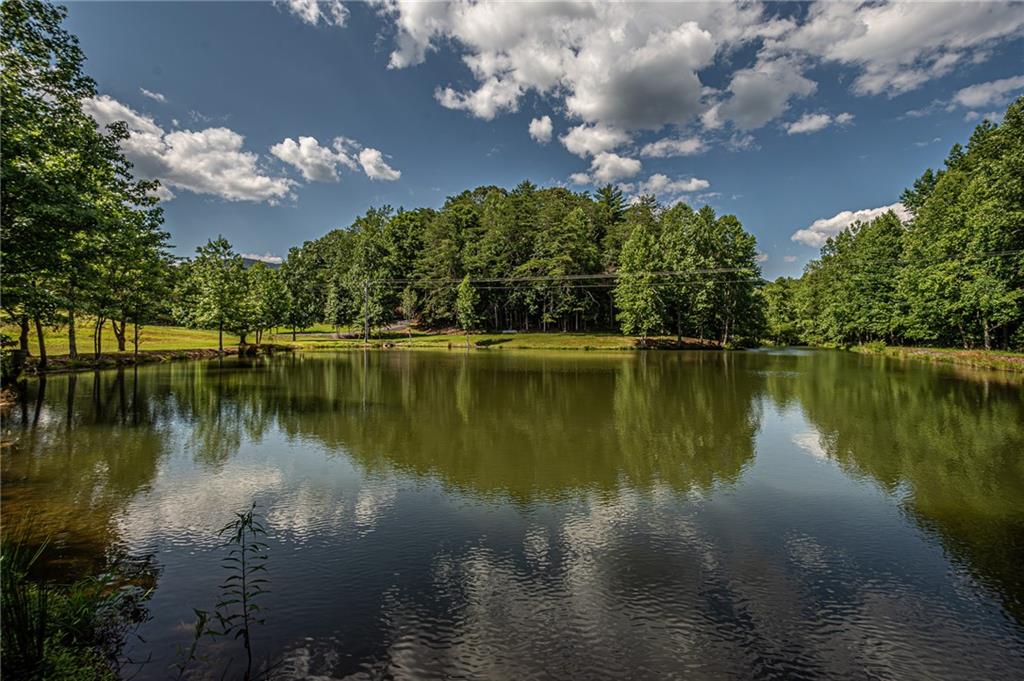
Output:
244 264 288 345
614 222 663 340
455 275 481 343
175 237 246 352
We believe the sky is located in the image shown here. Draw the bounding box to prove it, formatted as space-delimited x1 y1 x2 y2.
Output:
66 1 1024 278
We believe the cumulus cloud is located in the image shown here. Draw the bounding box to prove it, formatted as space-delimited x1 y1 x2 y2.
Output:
528 115 553 144
560 123 630 158
756 252 769 263
639 136 706 158
271 136 401 182
374 2 778 133
963 110 1005 124
783 255 798 263
769 1 1024 97
570 152 642 185
139 87 166 103
786 111 854 135
281 0 348 27
791 203 910 247
636 173 710 196
952 75 1024 108
84 95 294 204
711 57 817 130
358 147 402 181
270 136 355 182
370 1 1024 141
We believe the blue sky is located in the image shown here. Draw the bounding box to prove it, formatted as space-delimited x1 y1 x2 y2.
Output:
67 1 1024 278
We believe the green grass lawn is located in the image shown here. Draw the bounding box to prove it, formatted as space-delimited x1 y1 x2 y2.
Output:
8 321 1023 373
3 320 225 356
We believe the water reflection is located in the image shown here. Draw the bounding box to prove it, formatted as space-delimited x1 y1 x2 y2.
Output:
2 350 1023 678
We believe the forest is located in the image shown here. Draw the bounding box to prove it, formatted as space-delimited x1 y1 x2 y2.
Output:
763 97 1024 351
3 0 1023 367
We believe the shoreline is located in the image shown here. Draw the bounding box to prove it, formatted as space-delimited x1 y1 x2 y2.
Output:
851 344 1024 373
6 332 1024 377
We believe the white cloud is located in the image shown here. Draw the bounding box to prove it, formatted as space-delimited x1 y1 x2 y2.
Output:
139 87 166 103
281 0 348 27
770 1 1024 97
639 136 706 158
964 110 1005 124
358 148 402 181
84 95 294 204
375 2 777 133
560 123 630 158
786 111 854 135
571 152 642 185
435 77 522 120
241 252 285 265
369 0 1024 142
791 203 910 248
712 57 817 130
528 115 553 144
636 173 710 197
270 136 401 182
590 152 642 184
756 252 769 263
270 136 357 182
952 75 1024 108
783 255 798 263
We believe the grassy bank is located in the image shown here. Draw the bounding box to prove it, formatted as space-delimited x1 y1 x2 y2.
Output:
10 322 1024 374
2 320 224 356
3 322 724 375
287 329 719 352
852 344 1024 373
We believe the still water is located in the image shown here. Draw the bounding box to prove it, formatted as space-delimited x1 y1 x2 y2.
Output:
3 350 1023 679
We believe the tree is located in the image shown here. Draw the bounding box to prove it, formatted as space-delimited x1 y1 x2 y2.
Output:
175 237 246 352
762 278 801 345
614 222 663 340
455 275 481 344
244 263 288 345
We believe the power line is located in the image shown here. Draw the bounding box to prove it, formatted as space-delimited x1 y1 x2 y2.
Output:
373 267 754 285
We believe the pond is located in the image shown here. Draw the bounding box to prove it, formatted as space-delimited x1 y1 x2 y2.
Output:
3 350 1023 679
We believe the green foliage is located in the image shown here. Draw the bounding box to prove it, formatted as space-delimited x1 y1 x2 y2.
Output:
211 503 269 681
789 97 1024 351
1 0 169 365
1 533 151 680
762 277 801 345
174 237 246 349
456 275 482 332
615 222 664 339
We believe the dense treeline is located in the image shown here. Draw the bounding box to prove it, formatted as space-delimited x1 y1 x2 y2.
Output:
277 185 764 344
765 97 1024 351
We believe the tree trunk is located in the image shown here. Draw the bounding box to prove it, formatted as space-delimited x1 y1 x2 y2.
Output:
94 317 104 359
19 315 30 354
982 317 991 351
111 318 127 352
133 321 140 358
33 316 47 370
219 321 224 353
292 326 297 342
68 305 78 359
